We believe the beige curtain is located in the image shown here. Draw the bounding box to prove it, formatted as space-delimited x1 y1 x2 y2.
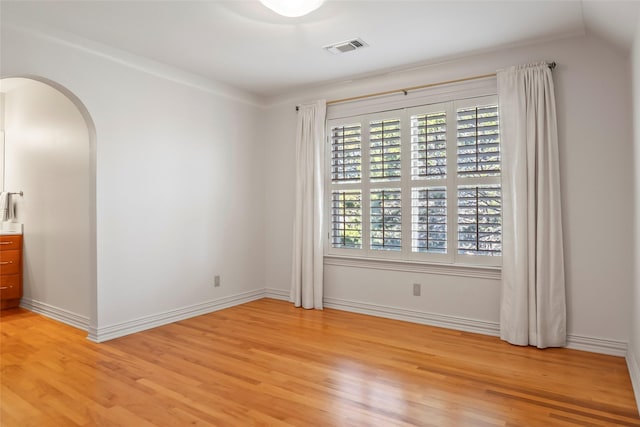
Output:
290 100 326 309
497 63 566 348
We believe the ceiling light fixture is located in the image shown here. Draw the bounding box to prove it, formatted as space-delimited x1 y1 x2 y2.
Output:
259 0 325 17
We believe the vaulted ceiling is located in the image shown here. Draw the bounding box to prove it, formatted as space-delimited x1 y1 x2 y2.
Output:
2 1 638 98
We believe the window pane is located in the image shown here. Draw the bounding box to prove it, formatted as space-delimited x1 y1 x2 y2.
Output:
370 189 401 251
457 185 502 256
457 105 500 177
411 187 447 253
329 98 502 263
331 190 362 249
370 118 401 182
331 123 362 182
411 111 446 179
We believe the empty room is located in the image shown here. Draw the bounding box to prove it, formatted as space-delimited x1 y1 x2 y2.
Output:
1 0 640 425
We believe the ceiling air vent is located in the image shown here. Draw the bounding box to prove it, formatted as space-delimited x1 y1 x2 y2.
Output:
324 38 369 55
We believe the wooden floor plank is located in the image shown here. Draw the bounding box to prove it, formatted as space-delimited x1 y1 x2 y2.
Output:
1 298 639 426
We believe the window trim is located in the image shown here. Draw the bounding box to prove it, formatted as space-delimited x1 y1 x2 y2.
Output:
324 255 501 280
325 87 502 270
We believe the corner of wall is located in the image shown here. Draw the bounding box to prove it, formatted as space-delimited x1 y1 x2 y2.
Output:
20 297 90 331
627 346 640 416
631 9 640 416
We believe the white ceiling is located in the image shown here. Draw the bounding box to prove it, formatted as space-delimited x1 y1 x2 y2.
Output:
1 1 638 98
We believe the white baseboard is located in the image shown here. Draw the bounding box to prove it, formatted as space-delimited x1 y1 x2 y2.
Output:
627 345 640 416
322 296 628 357
566 334 627 357
21 289 628 359
264 287 289 301
20 297 90 331
88 289 265 343
323 296 500 336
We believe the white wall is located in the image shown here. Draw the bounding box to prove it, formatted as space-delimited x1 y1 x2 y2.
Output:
264 34 635 348
0 92 5 190
1 24 266 339
629 11 640 413
2 78 91 320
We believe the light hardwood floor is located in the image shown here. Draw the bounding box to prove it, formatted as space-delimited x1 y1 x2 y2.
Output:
1 298 639 426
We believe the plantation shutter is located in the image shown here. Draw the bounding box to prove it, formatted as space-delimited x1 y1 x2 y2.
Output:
329 123 363 250
331 190 362 249
456 101 502 258
457 105 500 177
370 118 401 181
370 188 402 251
410 111 447 179
331 123 362 182
327 95 502 266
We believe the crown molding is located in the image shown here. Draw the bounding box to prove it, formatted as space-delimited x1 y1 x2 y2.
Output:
2 22 266 107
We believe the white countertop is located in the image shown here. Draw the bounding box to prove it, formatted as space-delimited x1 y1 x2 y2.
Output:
0 223 23 234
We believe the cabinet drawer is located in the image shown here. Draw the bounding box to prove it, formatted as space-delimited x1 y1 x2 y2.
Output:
0 250 21 275
0 235 22 251
0 275 21 300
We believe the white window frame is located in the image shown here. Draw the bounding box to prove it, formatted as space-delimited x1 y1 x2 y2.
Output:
325 88 501 269
453 96 501 266
405 101 454 264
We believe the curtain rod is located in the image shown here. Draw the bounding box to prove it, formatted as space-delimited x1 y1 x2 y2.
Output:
295 61 556 111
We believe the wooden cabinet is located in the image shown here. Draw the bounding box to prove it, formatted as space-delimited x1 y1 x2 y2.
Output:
0 234 22 309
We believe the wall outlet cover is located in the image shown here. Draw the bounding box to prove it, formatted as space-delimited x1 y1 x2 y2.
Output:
413 283 421 296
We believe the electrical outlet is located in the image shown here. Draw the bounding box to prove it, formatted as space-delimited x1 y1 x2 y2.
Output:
413 283 421 296
214 275 221 287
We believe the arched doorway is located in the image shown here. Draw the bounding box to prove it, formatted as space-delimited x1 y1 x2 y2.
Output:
0 77 96 334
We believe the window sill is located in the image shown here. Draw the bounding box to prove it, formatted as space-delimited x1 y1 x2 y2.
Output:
323 255 501 280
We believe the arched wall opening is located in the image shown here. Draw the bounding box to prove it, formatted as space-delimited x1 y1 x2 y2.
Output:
0 76 97 333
